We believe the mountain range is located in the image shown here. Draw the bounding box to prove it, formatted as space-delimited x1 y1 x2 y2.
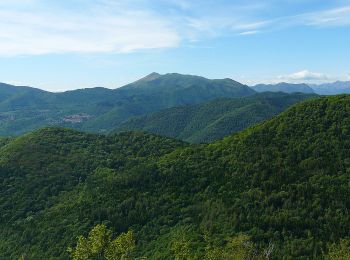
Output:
2 73 350 138
0 73 255 136
309 81 350 95
3 72 350 139
1 95 350 258
252 81 350 95
116 92 316 143
252 82 315 94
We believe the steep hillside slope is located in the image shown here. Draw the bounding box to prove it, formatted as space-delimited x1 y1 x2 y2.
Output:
122 73 254 99
82 73 256 132
116 92 316 143
0 83 47 103
1 95 350 259
0 128 186 258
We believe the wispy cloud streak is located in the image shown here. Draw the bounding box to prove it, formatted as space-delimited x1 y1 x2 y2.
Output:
0 1 180 56
0 1 350 56
235 5 350 34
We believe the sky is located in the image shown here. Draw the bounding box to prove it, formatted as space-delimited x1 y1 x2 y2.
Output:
0 0 350 91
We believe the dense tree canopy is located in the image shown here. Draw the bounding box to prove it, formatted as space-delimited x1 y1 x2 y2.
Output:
1 95 350 259
68 224 136 260
116 92 316 143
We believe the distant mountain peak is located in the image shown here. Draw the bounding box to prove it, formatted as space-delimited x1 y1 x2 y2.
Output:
137 72 162 82
252 82 314 94
310 80 350 94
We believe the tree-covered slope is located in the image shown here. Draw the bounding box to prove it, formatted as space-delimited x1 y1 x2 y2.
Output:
78 73 256 132
122 73 255 100
0 83 48 103
0 74 255 136
1 95 350 259
0 128 186 259
116 92 316 143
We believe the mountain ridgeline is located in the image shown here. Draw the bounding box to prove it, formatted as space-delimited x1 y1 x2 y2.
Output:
252 82 315 94
310 81 350 95
2 73 350 138
0 73 255 136
116 92 317 143
252 81 350 95
1 95 350 258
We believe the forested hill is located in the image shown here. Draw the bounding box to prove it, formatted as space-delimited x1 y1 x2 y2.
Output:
0 83 48 103
2 95 350 258
116 92 317 143
0 73 255 136
121 73 253 99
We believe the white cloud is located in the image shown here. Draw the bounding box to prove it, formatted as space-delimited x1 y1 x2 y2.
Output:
235 20 271 31
347 73 350 80
0 1 180 56
279 70 329 81
1 1 350 56
238 30 259 35
231 5 350 35
179 4 350 39
307 6 350 27
0 0 275 56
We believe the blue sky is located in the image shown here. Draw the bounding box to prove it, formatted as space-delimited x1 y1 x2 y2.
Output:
0 0 349 91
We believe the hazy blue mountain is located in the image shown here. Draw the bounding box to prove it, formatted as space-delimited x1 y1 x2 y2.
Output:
0 73 256 136
252 82 315 93
309 81 350 95
116 92 317 143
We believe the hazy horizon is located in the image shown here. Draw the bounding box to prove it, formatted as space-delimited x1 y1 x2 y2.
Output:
1 71 350 93
0 0 349 91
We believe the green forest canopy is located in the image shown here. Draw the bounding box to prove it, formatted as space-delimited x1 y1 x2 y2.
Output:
1 95 350 258
116 92 316 143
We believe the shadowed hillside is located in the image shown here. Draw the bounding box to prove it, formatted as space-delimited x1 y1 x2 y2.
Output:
116 92 317 143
